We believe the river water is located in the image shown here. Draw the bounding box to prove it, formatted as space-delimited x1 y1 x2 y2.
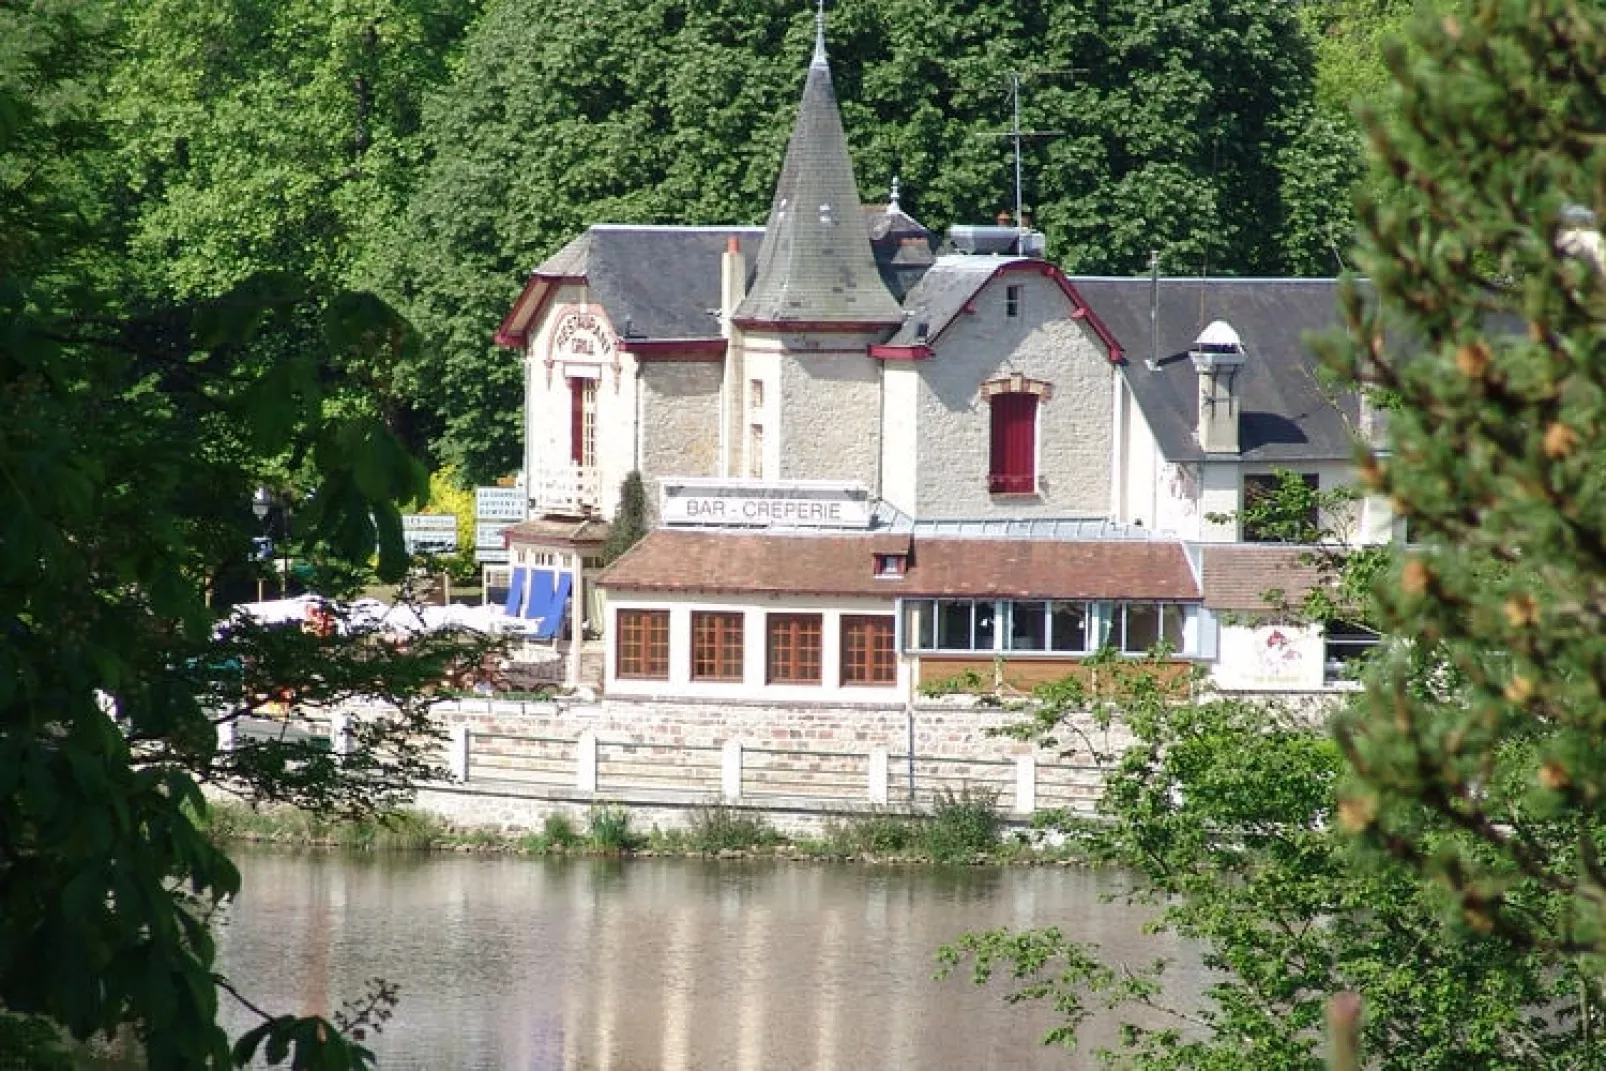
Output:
214 851 1203 1069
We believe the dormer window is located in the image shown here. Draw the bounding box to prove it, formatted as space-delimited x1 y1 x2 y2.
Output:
1005 285 1022 318
874 553 907 578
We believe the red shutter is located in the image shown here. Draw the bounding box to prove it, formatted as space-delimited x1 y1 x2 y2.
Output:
989 393 1037 493
569 378 584 465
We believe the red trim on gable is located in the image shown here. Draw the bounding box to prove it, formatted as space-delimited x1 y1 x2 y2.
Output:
994 260 1125 364
921 260 1126 365
494 273 583 348
867 343 934 360
617 338 727 361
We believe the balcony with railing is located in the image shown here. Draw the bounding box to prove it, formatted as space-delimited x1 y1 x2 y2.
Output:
529 463 601 516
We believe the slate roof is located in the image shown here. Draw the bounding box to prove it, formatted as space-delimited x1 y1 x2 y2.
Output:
1072 277 1358 463
885 257 1016 346
1200 543 1328 611
732 37 903 328
864 203 938 303
530 225 764 341
598 529 1200 601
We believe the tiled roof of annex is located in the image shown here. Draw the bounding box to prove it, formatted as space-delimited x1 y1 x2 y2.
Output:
1200 543 1330 612
597 520 1201 602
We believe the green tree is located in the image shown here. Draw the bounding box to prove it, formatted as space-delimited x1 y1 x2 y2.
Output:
0 4 496 1065
601 471 649 565
1323 0 1606 979
946 660 1579 1067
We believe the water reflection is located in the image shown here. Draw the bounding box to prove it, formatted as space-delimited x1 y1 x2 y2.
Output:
215 851 1201 1070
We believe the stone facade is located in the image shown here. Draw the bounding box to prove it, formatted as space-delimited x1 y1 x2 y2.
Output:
777 346 884 485
639 360 723 514
910 271 1116 517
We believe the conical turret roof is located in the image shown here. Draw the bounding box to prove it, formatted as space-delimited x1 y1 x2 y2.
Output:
732 22 903 329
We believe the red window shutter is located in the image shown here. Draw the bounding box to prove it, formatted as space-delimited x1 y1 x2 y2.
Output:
989 393 1037 493
569 379 585 465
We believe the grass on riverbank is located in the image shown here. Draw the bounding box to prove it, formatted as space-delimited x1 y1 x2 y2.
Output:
199 793 1089 865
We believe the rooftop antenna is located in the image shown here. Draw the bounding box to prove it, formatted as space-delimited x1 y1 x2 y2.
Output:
975 71 1069 251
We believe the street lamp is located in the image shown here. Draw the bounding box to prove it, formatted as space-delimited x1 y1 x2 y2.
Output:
252 487 273 602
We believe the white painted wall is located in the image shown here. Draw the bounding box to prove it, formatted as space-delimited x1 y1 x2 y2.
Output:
880 363 920 514
523 289 641 519
1210 620 1326 691
914 272 1115 517
604 592 908 704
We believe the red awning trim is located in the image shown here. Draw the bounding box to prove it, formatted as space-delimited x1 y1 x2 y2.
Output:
867 343 934 360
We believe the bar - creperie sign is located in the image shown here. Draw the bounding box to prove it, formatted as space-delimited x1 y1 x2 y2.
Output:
661 480 872 529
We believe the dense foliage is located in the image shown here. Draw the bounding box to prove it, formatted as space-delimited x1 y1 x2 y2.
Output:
1328 0 1606 972
0 2 496 1066
949 1 1606 1065
949 661 1581 1068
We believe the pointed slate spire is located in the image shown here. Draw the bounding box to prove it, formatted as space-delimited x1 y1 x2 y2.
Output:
733 7 903 329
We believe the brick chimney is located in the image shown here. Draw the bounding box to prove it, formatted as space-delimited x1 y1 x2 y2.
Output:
1190 320 1246 454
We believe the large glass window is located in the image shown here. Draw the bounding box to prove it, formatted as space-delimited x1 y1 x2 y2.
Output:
1049 602 1088 652
1115 603 1185 654
937 600 975 649
1324 621 1381 684
1007 602 1047 650
616 609 669 679
841 615 896 685
902 599 1190 656
767 613 822 684
691 612 744 681
905 600 935 650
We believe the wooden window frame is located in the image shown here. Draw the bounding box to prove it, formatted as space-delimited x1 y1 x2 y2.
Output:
988 392 1039 494
691 611 745 682
766 613 823 685
616 609 669 680
841 615 896 686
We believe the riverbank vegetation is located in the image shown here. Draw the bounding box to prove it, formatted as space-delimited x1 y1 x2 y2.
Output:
198 787 1053 866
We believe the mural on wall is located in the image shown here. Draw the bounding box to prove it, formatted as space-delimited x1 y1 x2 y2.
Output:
1253 626 1305 685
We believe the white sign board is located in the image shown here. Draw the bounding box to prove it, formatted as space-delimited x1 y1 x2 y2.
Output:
475 486 526 522
475 521 510 564
661 480 872 529
401 514 459 555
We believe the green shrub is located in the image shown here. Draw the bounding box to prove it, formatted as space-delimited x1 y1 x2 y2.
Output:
920 785 1002 862
684 803 779 852
586 804 640 852
541 812 580 849
823 809 918 855
0 1012 74 1071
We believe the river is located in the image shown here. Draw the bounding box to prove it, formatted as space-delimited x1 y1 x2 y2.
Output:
214 850 1203 1069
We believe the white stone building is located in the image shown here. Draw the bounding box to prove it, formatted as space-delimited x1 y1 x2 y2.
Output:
493 20 1388 699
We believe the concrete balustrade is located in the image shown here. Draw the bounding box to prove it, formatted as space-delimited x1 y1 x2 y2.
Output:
219 697 1119 830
